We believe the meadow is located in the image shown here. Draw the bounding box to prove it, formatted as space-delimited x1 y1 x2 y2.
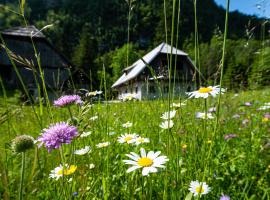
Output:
1 88 270 199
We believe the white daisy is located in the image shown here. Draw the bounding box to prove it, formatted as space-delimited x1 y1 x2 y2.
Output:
123 148 169 176
74 146 91 155
132 137 150 145
96 142 110 148
171 102 186 108
161 110 177 120
90 116 98 121
86 90 102 96
80 131 92 138
89 164 95 169
121 93 138 101
189 180 211 196
257 105 270 110
117 133 138 144
159 120 174 129
49 164 77 180
186 86 225 99
122 121 133 128
196 112 214 119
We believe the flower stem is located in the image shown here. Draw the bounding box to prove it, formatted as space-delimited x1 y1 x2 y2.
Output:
19 152 25 200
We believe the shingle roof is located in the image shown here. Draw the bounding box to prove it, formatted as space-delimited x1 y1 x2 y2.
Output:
111 42 189 88
1 26 45 38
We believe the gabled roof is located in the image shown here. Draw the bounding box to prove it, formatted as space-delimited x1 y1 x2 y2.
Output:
1 26 45 38
112 42 189 88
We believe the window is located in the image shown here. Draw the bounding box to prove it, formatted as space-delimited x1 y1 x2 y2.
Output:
135 87 138 93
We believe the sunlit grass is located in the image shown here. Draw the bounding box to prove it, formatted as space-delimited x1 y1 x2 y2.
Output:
0 88 270 199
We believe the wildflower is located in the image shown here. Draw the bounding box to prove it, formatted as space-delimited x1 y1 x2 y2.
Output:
232 114 240 119
53 95 83 107
258 105 270 111
189 180 211 196
244 102 252 106
80 131 92 138
262 117 269 123
186 86 225 99
89 164 95 169
11 135 35 153
207 140 212 144
196 112 214 119
182 144 187 149
123 148 169 176
118 133 138 144
122 121 133 128
96 142 110 148
264 114 270 118
208 107 216 113
73 192 78 197
49 164 77 180
171 102 186 108
86 90 102 96
90 116 98 121
37 122 78 152
122 93 138 101
242 119 249 125
224 134 238 141
133 137 150 145
74 146 91 155
161 110 176 120
160 120 174 129
220 194 230 200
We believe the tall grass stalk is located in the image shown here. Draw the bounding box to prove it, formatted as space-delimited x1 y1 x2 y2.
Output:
215 0 230 133
19 152 25 200
0 36 42 127
204 0 230 183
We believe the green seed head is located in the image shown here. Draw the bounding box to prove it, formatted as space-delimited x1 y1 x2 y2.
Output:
12 135 35 153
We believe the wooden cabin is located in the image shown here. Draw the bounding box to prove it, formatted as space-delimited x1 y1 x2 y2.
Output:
0 26 71 95
112 42 199 100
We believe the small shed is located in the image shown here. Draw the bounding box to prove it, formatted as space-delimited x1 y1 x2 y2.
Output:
0 26 71 93
112 42 199 100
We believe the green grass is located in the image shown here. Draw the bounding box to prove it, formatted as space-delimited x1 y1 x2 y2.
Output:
0 89 270 199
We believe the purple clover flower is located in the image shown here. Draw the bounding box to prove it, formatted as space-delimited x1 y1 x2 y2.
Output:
37 122 78 152
224 134 238 141
244 102 252 106
53 95 83 107
264 113 270 119
220 194 230 200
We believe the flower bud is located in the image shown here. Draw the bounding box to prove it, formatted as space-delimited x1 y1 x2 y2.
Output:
12 135 35 153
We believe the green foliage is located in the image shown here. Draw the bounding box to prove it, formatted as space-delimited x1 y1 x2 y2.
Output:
94 43 145 89
72 25 98 85
249 46 270 88
0 4 24 28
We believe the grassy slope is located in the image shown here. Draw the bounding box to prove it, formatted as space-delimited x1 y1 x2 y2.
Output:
0 88 270 199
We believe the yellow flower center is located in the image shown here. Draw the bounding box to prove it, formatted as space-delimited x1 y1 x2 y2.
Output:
57 165 77 176
182 144 187 149
195 186 204 193
137 157 153 167
198 87 213 93
124 136 133 142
